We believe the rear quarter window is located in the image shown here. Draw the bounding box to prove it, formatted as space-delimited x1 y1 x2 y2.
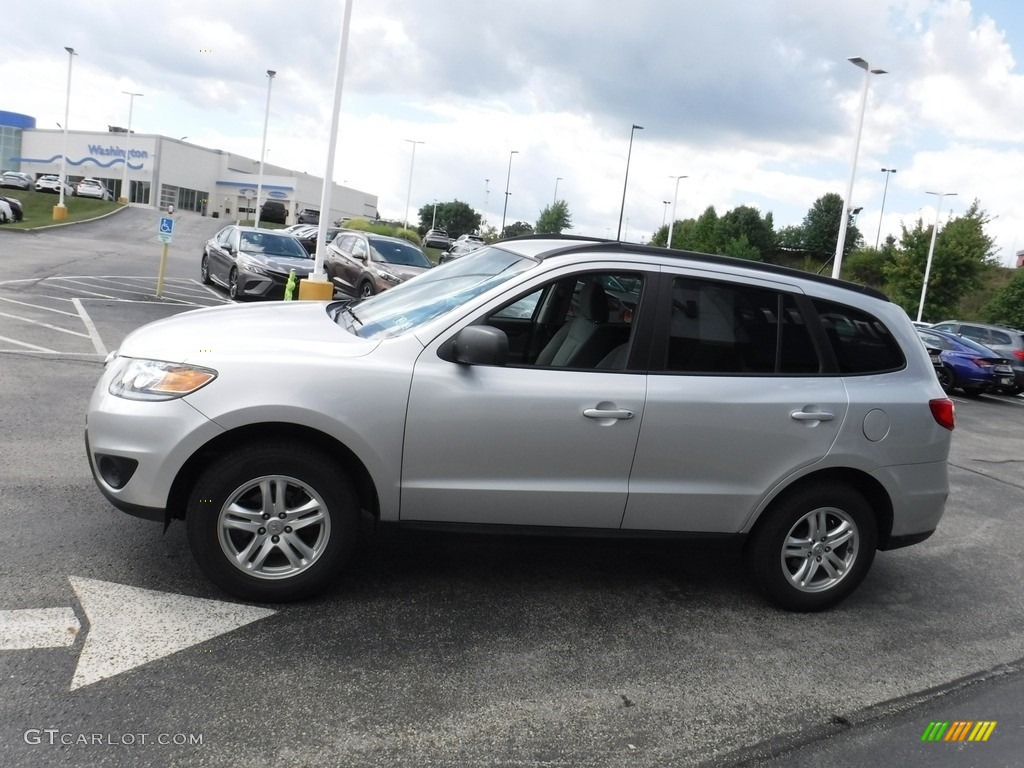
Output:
813 299 905 374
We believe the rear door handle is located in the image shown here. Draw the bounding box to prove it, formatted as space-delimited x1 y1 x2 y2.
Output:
584 408 635 420
790 410 835 422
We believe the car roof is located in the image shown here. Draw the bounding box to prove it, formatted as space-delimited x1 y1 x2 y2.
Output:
493 234 891 301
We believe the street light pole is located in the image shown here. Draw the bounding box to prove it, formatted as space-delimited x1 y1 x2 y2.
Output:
666 174 688 249
875 167 897 249
119 91 142 204
832 57 886 279
54 46 77 220
403 139 424 230
254 69 276 228
500 149 518 237
553 176 563 205
662 200 671 230
617 124 643 240
916 192 957 323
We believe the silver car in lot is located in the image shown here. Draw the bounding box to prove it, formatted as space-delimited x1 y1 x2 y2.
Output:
86 237 955 611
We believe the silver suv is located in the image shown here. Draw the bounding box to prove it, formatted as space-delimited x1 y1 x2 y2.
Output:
86 237 954 611
929 320 1024 395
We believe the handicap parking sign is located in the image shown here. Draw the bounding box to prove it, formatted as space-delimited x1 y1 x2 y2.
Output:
159 217 174 235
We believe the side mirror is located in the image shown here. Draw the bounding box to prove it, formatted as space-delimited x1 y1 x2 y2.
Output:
452 326 508 366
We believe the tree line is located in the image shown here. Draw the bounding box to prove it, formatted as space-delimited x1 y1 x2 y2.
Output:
409 193 1023 328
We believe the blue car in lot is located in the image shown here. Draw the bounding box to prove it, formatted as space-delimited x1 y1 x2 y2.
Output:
917 328 1016 397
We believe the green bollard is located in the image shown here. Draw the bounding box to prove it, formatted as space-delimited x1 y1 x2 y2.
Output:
284 269 297 301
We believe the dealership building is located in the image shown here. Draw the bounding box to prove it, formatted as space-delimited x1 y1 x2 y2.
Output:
0 109 378 224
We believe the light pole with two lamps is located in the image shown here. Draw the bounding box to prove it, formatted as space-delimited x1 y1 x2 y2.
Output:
500 149 519 237
54 46 77 221
832 57 886 279
875 167 897 249
119 91 142 204
666 174 688 249
403 139 424 230
617 124 643 240
253 69 276 228
916 192 957 323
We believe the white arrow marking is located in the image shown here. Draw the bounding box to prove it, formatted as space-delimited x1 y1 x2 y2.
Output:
0 607 81 649
68 577 275 690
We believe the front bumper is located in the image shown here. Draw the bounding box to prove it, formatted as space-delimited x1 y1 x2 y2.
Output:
86 381 225 517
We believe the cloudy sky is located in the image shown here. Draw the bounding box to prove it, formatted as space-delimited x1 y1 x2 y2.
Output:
4 0 1024 264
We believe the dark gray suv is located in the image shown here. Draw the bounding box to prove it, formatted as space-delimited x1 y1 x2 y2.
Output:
930 320 1024 394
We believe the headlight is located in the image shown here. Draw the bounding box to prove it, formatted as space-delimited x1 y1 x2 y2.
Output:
374 267 400 283
109 358 217 401
241 260 270 276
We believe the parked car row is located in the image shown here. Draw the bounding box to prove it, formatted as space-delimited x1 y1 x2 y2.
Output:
202 225 434 302
917 324 1021 397
928 320 1024 394
1 171 116 201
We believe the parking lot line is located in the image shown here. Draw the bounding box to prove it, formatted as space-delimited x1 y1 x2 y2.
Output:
0 295 79 317
0 310 91 338
0 334 58 353
72 298 109 356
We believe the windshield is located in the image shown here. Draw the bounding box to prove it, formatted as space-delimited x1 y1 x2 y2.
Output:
370 238 432 268
240 232 311 259
341 246 536 340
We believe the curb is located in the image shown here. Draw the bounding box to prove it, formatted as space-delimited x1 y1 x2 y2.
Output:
0 203 130 234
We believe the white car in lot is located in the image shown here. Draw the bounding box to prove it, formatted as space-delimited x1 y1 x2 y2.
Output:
35 174 76 196
76 178 113 200
86 237 954 610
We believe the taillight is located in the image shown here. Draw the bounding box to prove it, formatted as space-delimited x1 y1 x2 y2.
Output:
1014 350 1024 360
929 398 955 431
972 358 992 368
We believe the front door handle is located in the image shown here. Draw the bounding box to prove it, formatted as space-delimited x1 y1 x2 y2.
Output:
790 409 835 422
584 408 635 420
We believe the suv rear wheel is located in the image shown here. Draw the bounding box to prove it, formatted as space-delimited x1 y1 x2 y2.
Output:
745 483 877 611
186 441 359 601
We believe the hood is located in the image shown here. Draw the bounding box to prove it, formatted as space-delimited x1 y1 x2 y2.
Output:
242 251 316 276
116 301 377 365
382 263 430 282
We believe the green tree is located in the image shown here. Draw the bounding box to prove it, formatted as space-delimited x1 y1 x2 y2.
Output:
801 193 862 274
535 200 573 234
984 267 1024 329
715 205 774 261
417 200 481 240
502 221 534 238
682 206 720 253
841 246 891 290
883 200 997 322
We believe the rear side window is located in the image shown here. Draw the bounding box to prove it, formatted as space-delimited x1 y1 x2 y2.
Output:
813 299 904 374
663 277 819 374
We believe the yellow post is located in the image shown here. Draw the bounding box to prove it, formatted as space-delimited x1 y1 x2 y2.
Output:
298 276 334 301
156 243 169 297
52 205 68 221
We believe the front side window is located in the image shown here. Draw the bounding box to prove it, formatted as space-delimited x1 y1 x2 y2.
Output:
662 277 818 375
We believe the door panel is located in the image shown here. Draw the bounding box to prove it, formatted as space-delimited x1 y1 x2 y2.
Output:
402 353 646 528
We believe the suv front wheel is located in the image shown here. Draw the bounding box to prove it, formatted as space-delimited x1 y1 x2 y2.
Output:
745 483 877 611
186 441 359 601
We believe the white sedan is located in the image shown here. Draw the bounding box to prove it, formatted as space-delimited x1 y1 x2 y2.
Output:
35 175 76 196
77 179 113 200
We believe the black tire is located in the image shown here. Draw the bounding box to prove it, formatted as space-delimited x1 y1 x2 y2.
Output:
936 365 954 393
185 441 359 601
745 483 877 611
228 268 240 300
358 280 375 299
961 386 984 398
200 253 212 285
999 386 1022 397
